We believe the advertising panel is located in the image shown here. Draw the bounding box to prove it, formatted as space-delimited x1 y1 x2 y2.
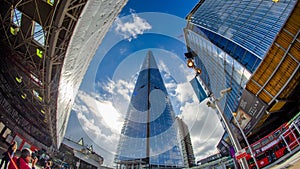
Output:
217 133 230 156
233 90 267 134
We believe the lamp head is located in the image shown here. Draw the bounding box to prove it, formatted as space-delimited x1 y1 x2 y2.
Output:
232 112 237 117
195 68 202 75
206 100 216 109
184 52 193 59
187 59 195 68
220 87 232 95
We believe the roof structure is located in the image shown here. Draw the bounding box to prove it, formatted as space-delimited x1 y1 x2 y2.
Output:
0 0 128 150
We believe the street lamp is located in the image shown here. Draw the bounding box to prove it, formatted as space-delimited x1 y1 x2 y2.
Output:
232 112 259 169
183 52 249 168
187 59 195 68
194 68 202 76
206 89 250 169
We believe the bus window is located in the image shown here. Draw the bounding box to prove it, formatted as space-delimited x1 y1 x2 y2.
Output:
273 145 279 152
274 130 280 137
252 143 261 151
261 138 269 146
247 157 255 165
269 135 274 141
278 141 285 148
285 136 291 144
256 153 266 161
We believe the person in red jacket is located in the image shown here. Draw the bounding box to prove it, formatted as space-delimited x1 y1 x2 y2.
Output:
8 148 38 169
0 141 17 169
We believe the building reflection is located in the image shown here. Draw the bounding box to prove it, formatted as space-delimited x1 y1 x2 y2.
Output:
115 51 184 168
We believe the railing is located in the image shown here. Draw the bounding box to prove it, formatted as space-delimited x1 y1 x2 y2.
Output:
282 121 300 152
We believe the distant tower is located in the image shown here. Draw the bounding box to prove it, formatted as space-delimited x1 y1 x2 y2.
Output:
115 51 183 168
177 117 195 168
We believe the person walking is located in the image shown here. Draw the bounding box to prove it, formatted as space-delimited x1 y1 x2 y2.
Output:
8 148 38 169
0 141 17 169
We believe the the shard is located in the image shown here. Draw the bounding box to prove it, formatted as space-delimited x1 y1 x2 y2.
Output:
115 51 183 168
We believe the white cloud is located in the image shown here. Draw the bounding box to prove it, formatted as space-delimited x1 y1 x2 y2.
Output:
182 100 224 161
72 69 223 166
157 59 170 74
154 57 224 162
175 82 196 104
74 91 122 149
115 12 152 41
97 78 134 114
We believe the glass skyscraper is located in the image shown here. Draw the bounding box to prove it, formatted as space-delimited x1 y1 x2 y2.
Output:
115 51 183 168
184 0 298 140
177 117 195 168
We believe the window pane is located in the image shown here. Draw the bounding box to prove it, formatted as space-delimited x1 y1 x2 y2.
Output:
33 22 45 46
12 9 22 26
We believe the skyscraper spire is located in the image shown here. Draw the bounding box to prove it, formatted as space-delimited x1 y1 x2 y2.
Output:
140 50 159 71
115 51 183 168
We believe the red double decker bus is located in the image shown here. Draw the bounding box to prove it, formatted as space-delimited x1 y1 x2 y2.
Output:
243 118 300 169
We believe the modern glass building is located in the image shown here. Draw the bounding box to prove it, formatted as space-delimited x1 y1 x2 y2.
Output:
177 117 195 168
184 0 299 144
115 51 183 168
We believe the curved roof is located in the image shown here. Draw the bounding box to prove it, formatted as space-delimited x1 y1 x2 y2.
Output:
0 0 128 150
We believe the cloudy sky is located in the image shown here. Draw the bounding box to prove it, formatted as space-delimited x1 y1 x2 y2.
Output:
65 0 224 167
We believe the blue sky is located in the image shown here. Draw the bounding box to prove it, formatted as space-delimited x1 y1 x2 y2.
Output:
120 0 199 18
65 0 224 167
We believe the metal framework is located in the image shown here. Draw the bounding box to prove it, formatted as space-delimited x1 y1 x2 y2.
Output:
0 0 87 149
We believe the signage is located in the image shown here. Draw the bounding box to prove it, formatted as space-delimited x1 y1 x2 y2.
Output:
234 90 267 134
235 149 247 160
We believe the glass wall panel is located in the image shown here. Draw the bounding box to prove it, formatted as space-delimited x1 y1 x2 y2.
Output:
12 9 22 27
33 22 45 46
191 0 297 60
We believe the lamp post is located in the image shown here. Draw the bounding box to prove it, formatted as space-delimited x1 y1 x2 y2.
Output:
207 96 249 169
232 112 259 169
184 53 249 168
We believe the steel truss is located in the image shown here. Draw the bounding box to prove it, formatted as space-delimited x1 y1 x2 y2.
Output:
0 0 87 149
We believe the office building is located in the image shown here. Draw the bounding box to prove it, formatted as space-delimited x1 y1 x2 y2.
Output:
176 117 195 168
184 0 299 146
115 51 183 168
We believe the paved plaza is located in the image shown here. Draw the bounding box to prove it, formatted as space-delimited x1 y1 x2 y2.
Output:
1 139 300 169
270 150 300 169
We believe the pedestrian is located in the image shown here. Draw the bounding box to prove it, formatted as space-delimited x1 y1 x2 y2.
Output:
0 141 17 169
8 148 38 169
43 160 52 169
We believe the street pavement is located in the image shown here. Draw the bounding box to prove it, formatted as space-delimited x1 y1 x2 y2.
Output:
1 138 300 169
269 150 300 169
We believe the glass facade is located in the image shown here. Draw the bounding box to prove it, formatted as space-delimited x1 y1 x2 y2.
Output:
185 0 297 121
115 51 183 168
33 22 45 46
190 0 296 59
12 9 22 27
186 29 251 119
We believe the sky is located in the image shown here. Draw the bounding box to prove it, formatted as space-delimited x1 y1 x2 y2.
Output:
65 0 224 167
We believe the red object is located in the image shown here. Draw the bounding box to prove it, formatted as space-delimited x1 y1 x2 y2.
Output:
8 157 32 169
245 122 300 169
236 152 248 160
